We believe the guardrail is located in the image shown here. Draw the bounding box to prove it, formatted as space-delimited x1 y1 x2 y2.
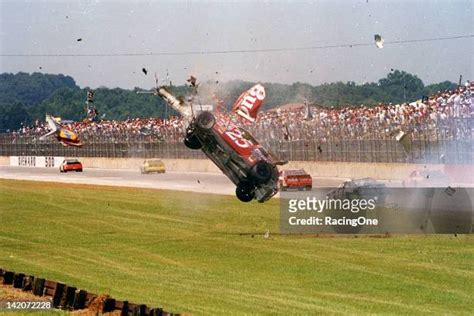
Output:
0 268 178 315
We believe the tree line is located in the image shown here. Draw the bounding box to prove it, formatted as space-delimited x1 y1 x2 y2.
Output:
0 70 457 132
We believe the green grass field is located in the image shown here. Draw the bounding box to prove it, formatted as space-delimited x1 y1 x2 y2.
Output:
0 179 473 315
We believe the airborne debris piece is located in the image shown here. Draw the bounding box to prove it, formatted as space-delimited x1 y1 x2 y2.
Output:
394 130 412 153
445 186 456 196
77 38 82 42
187 75 197 87
374 34 384 48
197 179 200 184
142 68 148 75
84 90 98 122
232 84 266 123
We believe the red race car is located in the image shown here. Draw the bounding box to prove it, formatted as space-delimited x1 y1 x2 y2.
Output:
59 159 83 172
184 111 280 202
155 83 281 203
279 169 313 191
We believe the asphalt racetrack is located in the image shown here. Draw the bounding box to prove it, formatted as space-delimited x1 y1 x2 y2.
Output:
0 166 344 196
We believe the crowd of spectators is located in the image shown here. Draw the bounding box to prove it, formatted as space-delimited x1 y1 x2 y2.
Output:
10 81 474 143
255 81 473 142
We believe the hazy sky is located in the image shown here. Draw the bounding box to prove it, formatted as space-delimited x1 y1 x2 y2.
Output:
0 0 472 89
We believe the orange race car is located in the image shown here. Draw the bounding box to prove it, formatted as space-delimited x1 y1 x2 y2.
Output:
59 159 83 173
279 169 313 191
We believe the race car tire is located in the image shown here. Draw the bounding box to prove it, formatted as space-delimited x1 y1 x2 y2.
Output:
236 181 255 202
250 161 273 183
184 132 202 149
196 111 215 131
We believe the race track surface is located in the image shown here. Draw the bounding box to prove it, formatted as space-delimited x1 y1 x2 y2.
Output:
0 166 345 196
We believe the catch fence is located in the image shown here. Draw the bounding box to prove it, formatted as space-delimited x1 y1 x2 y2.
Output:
1 132 472 164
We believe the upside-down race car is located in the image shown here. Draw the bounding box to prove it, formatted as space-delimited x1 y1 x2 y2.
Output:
153 83 282 202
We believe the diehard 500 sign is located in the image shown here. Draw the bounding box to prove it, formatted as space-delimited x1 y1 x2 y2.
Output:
10 156 65 168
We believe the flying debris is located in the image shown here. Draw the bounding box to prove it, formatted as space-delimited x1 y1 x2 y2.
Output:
77 38 82 42
393 129 412 153
374 34 384 48
142 68 148 75
187 75 198 87
232 84 266 123
87 90 94 103
84 90 99 122
40 114 83 147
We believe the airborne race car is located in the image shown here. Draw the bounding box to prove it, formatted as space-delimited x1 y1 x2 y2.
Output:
184 111 279 202
40 114 84 147
155 84 280 203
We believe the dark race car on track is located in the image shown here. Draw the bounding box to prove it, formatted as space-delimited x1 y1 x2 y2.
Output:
150 82 282 203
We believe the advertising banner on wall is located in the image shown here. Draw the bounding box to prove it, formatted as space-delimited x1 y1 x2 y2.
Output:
10 156 65 168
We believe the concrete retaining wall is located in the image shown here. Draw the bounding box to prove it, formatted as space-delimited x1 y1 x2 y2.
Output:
0 156 9 166
284 161 445 180
1 156 471 183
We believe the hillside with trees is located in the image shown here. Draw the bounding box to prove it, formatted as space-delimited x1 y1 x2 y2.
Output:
0 71 457 131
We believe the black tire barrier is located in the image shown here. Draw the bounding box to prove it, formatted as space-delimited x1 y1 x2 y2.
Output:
3 271 14 285
32 278 45 296
64 286 77 309
0 268 178 315
73 289 88 310
13 273 24 288
103 297 116 313
52 283 65 308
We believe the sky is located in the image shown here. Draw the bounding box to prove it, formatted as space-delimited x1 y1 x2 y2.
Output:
0 0 472 89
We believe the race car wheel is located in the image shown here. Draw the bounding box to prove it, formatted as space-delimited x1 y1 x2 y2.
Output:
236 181 255 202
196 111 215 131
250 161 273 183
184 132 202 149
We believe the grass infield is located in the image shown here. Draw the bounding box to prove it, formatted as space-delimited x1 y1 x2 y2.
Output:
0 179 473 315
